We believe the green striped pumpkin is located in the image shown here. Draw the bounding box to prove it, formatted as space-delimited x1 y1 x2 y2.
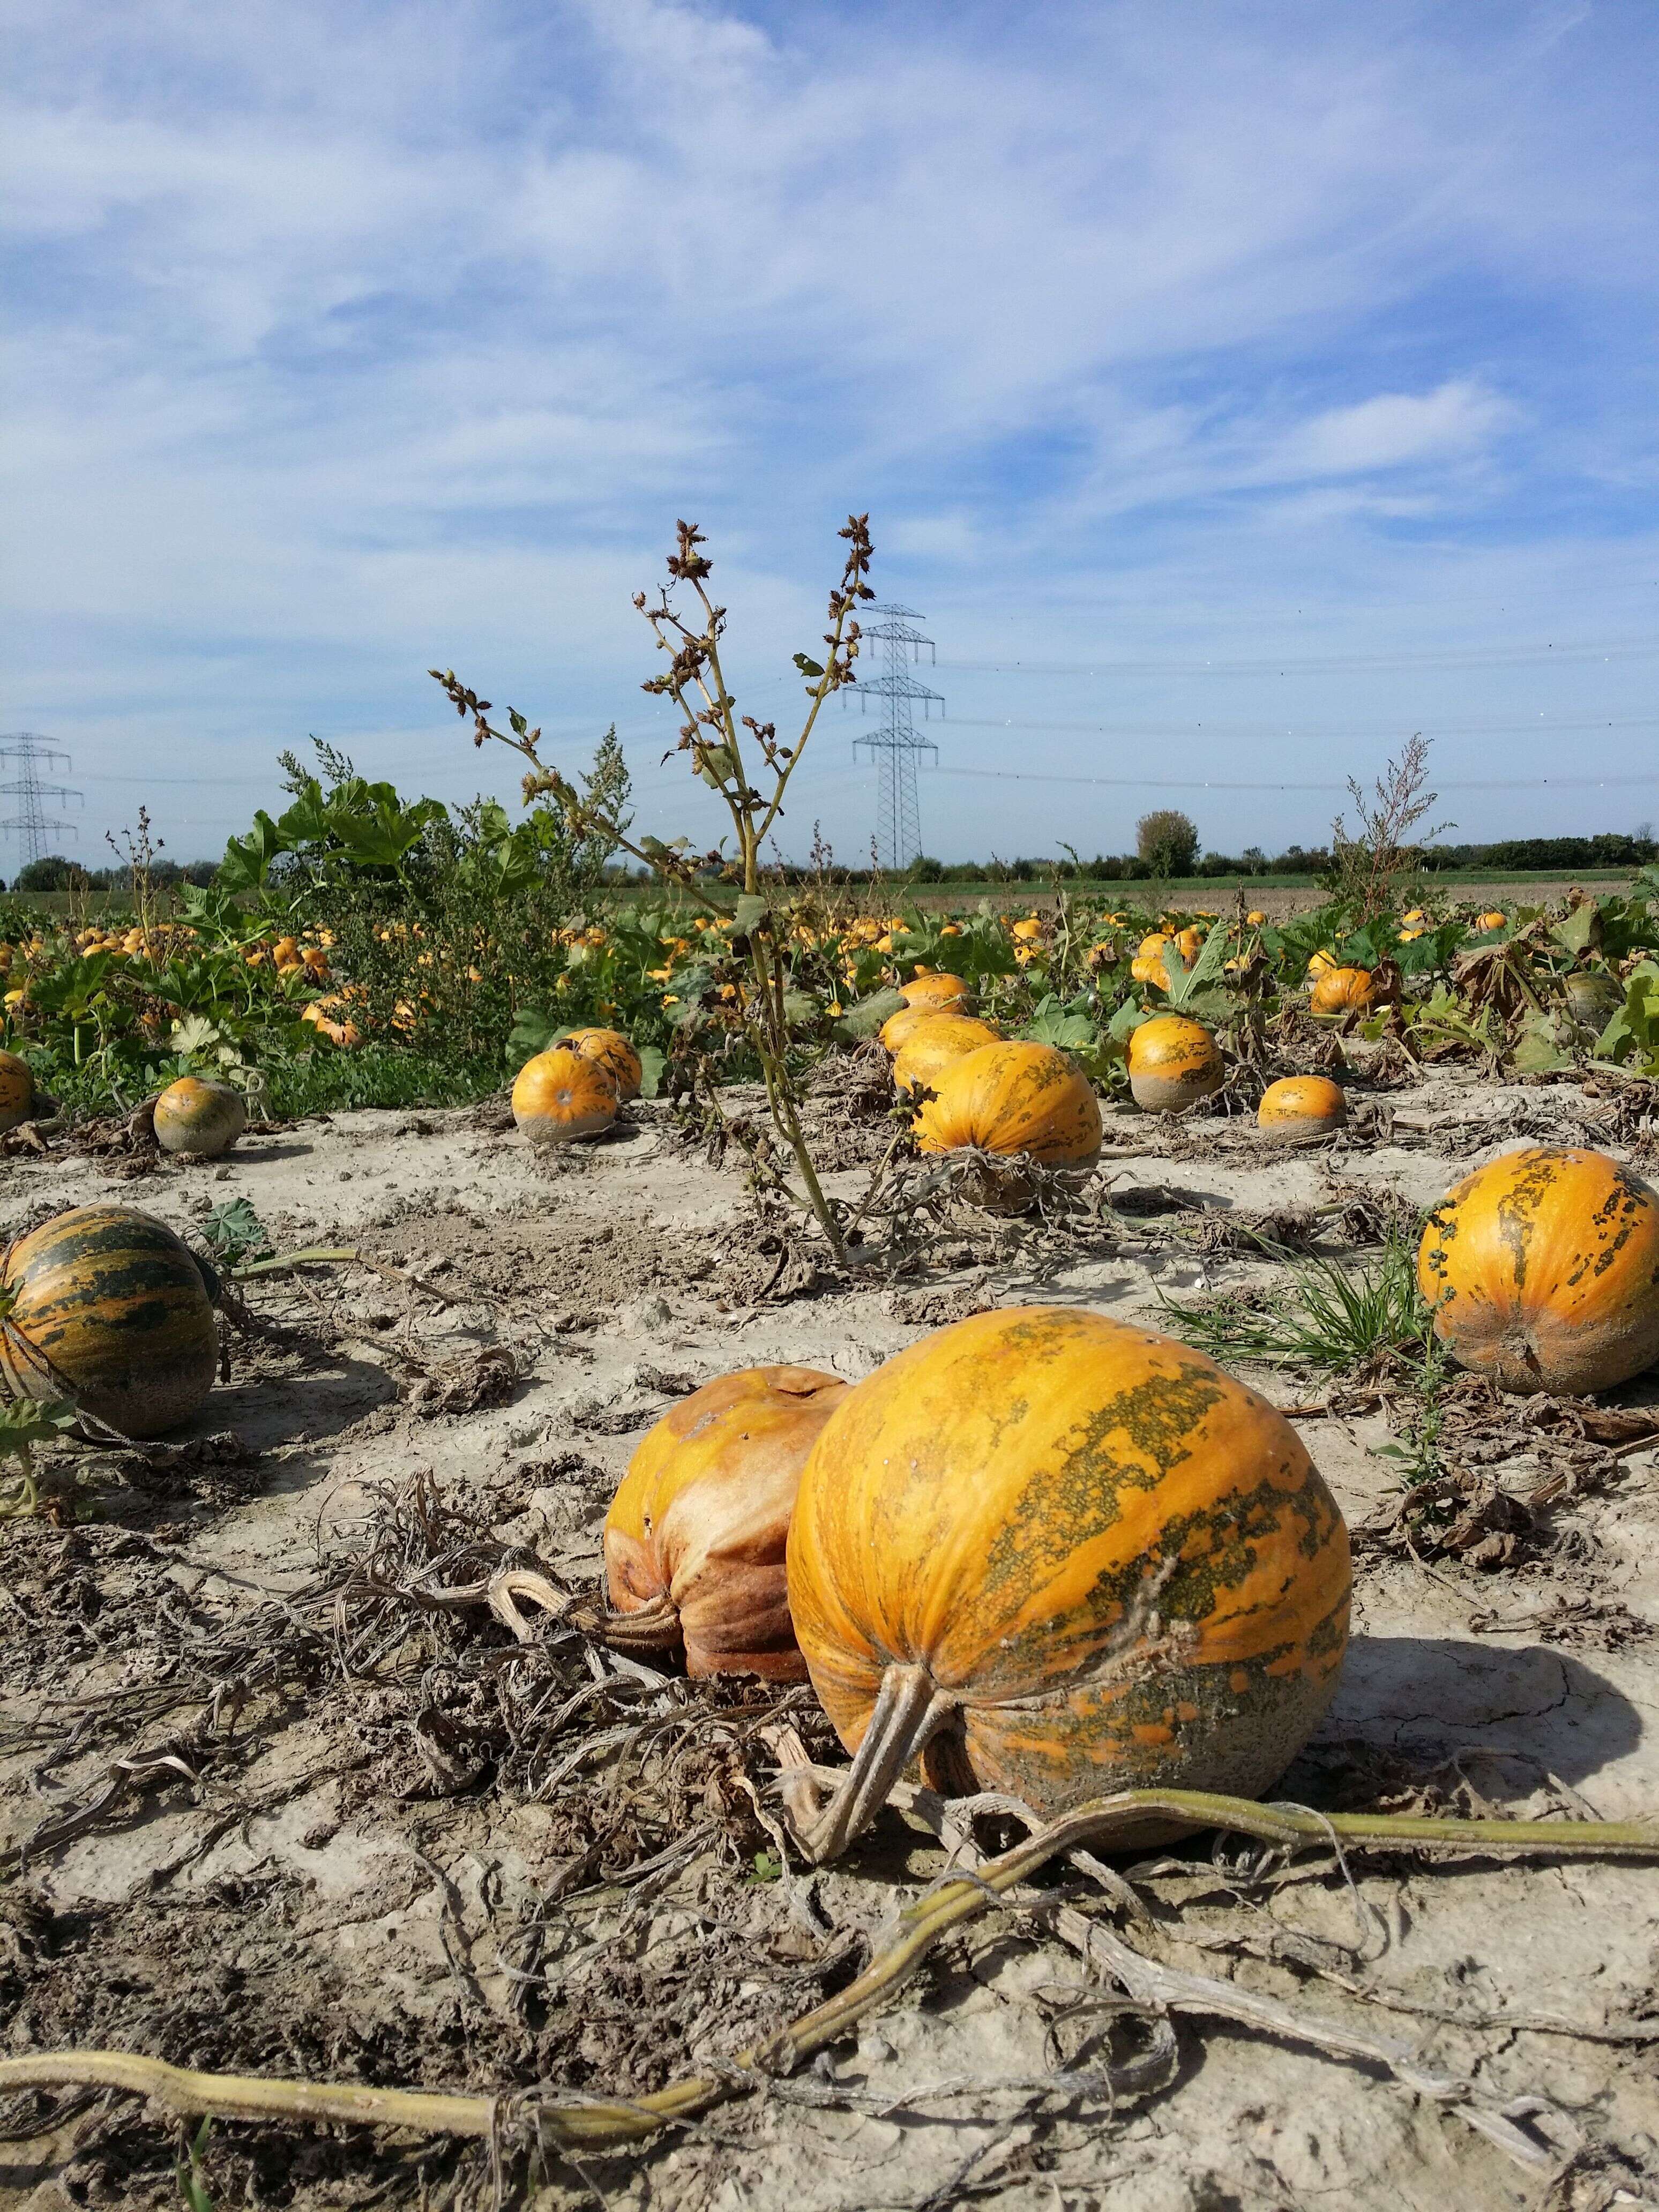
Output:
0 1205 219 1438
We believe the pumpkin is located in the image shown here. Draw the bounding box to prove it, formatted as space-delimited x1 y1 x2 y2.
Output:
0 1205 219 1438
1130 950 1171 990
1476 909 1506 933
1173 924 1204 963
784 1306 1350 1860
1418 1146 1659 1395
1126 1016 1223 1113
511 1047 619 1146
563 1026 642 1101
913 1042 1102 1198
1137 931 1172 963
1306 950 1337 980
1564 973 1622 1032
0 1050 34 1134
879 1003 950 1055
1257 1075 1347 1134
900 972 973 1015
891 1014 1002 1096
603 1366 848 1678
1309 966 1374 1018
153 1077 248 1159
1245 909 1267 928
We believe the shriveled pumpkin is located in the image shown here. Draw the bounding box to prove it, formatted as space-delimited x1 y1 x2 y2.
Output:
563 1027 642 1101
153 1077 248 1159
891 1013 1002 1096
913 1041 1101 1189
1418 1146 1659 1395
0 1050 34 1134
784 1306 1351 1860
1309 966 1374 1018
0 1204 219 1438
900 972 973 1015
603 1365 848 1678
1126 1015 1223 1113
1257 1075 1347 1134
511 1047 619 1146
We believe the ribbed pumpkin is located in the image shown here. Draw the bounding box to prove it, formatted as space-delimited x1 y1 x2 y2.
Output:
1475 909 1507 933
603 1366 848 1679
891 1014 1002 1097
784 1306 1351 1860
511 1047 619 1146
153 1077 248 1159
1309 966 1374 1018
1130 948 1172 990
0 1050 34 1134
1257 1075 1348 1134
563 1027 642 1102
0 1205 219 1438
900 972 973 1015
914 1041 1101 1181
1127 1016 1223 1113
1418 1146 1659 1395
879 1003 946 1055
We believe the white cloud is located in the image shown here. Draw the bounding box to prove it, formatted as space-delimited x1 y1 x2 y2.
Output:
1 0 1655 859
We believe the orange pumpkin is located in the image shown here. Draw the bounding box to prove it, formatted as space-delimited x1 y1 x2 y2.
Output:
879 1003 947 1055
914 1041 1101 1174
1475 909 1507 933
1309 966 1374 1018
891 1013 1002 1096
0 1050 34 1134
1418 1146 1659 1394
1245 909 1267 928
564 1026 642 1101
511 1047 619 1146
1257 1075 1347 1134
1306 950 1337 980
603 1366 848 1678
900 972 973 1015
1126 1015 1223 1113
1130 950 1172 990
1173 924 1204 963
153 1077 248 1159
784 1306 1351 1860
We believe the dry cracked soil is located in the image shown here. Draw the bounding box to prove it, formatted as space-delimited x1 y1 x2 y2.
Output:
0 1067 1656 2212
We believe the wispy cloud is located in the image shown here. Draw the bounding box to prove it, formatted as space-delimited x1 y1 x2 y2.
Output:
2 0 1655 860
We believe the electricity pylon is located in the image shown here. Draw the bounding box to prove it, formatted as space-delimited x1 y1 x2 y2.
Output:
853 604 943 870
0 734 83 869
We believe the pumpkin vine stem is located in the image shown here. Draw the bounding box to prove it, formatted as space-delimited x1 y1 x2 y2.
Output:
789 1661 956 1864
4 1784 1653 2161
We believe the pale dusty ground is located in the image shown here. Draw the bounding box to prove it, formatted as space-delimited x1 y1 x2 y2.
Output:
0 1071 1656 2211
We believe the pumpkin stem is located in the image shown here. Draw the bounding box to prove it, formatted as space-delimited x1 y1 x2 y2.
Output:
790 1662 954 1865
591 1593 684 1656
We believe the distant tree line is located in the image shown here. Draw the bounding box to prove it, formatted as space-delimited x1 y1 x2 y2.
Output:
2 854 220 894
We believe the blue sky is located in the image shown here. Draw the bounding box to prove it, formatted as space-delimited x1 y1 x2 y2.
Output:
4 0 1657 870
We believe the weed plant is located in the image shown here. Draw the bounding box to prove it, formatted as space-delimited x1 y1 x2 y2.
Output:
1164 1235 1432 1373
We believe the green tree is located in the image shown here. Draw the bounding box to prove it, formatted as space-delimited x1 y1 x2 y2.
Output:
1136 809 1199 877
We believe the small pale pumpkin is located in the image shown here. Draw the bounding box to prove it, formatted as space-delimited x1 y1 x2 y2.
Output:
913 1041 1102 1187
900 972 973 1015
784 1306 1351 1860
0 1204 219 1438
603 1365 848 1678
563 1026 643 1101
891 1013 1002 1096
1127 1016 1223 1113
1257 1075 1347 1134
0 1050 33 1134
1309 966 1374 1018
1306 950 1337 980
1418 1146 1659 1395
153 1077 248 1159
511 1047 619 1146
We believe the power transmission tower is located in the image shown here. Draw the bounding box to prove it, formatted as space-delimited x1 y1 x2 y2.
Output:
0 734 83 871
853 605 943 870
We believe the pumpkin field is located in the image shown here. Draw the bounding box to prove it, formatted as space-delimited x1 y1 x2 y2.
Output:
0 527 1654 2211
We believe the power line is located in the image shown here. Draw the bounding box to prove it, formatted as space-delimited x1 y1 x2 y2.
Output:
0 734 83 866
936 637 1659 678
945 713 1659 741
932 766 1659 795
852 606 943 869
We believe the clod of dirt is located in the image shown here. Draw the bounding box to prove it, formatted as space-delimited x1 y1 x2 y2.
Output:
404 1344 524 1417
